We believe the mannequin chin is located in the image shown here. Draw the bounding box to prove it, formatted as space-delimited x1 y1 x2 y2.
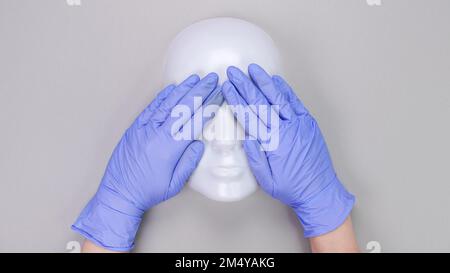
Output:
163 17 282 202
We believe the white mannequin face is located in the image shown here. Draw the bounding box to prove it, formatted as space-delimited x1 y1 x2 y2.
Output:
190 102 258 202
163 17 282 202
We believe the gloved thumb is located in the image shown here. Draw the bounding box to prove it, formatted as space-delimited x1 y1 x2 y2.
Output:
166 141 205 199
243 140 275 197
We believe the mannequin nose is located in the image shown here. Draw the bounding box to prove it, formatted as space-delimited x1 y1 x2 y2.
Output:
211 140 238 155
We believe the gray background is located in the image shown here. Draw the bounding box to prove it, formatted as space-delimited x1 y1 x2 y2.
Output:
1 0 449 252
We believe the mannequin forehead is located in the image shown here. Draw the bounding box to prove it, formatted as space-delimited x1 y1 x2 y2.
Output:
163 17 282 84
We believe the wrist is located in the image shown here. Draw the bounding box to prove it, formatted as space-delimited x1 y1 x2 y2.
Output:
71 185 144 251
292 176 355 238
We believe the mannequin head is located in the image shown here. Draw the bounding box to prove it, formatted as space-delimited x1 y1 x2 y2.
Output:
163 17 282 202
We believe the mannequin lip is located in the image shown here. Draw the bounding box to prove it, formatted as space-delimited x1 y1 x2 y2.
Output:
211 165 243 177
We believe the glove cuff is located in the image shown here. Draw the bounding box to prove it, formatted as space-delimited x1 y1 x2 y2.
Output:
71 186 144 251
293 176 355 238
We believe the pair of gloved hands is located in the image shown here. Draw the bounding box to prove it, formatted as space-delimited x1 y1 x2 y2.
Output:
72 64 355 251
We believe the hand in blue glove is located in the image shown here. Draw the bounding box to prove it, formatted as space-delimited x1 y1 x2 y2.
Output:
72 73 223 251
223 64 355 237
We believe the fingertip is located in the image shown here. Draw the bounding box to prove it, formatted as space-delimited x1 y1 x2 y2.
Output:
205 72 218 82
222 80 232 90
248 63 263 74
272 74 292 93
226 66 241 81
222 81 237 101
191 140 205 157
157 84 176 99
272 75 282 83
272 75 289 88
248 63 271 81
189 73 200 81
165 83 177 90
227 65 238 74
272 76 284 91
182 74 200 87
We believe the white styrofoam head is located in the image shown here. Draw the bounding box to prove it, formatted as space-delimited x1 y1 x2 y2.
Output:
163 17 282 84
163 17 282 202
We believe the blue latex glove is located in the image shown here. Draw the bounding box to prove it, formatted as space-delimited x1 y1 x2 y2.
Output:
72 73 223 251
223 64 355 237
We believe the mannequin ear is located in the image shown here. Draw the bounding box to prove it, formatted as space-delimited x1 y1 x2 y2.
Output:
166 141 205 199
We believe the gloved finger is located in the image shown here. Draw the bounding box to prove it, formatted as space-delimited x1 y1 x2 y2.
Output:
248 64 295 120
166 140 205 199
163 73 219 132
222 80 268 141
272 75 308 116
227 66 280 124
243 139 274 197
173 86 224 140
150 74 200 127
135 84 176 128
223 78 274 130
